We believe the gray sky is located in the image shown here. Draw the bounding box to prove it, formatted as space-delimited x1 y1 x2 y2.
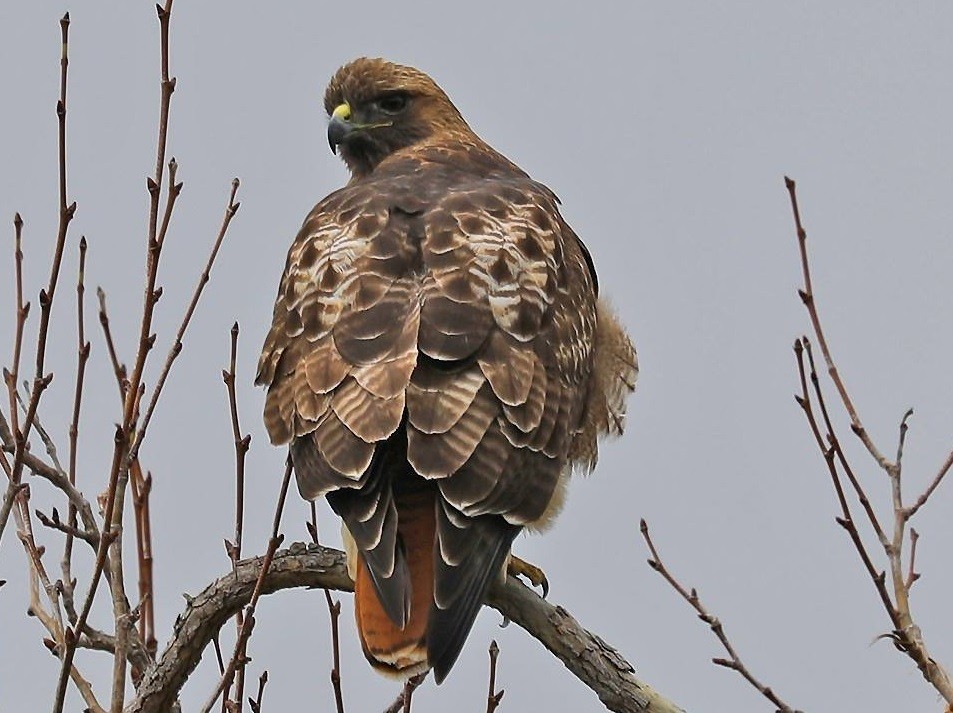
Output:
2 2 953 711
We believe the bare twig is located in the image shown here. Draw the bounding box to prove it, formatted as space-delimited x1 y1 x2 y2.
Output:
249 671 268 713
222 322 251 712
308 504 346 713
905 528 920 590
785 176 892 471
122 0 176 441
96 287 128 400
906 448 953 519
383 672 427 713
486 640 504 713
795 338 897 620
200 462 291 713
641 520 801 713
0 482 29 543
787 177 953 703
10 11 77 492
224 322 250 572
3 212 27 481
52 427 125 713
63 235 89 604
132 177 241 460
130 459 157 659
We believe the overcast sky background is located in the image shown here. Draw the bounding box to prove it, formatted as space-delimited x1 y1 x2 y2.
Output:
2 2 953 711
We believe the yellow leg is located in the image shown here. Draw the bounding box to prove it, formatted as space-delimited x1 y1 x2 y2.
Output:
507 555 549 598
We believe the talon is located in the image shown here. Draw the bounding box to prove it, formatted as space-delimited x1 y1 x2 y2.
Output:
508 555 550 598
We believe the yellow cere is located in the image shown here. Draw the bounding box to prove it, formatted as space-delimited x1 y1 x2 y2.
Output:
332 102 351 121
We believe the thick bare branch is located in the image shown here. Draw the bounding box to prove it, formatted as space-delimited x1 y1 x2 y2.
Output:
129 543 684 713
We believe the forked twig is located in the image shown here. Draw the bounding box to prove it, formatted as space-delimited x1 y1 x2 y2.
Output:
786 177 953 702
641 520 802 713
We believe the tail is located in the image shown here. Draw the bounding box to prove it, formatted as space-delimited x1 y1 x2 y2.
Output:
354 483 435 678
324 434 520 683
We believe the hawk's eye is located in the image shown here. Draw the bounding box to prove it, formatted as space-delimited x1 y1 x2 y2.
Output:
376 94 409 115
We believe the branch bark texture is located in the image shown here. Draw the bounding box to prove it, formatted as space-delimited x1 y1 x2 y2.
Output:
128 542 684 713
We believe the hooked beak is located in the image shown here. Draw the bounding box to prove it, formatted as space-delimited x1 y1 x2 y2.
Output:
328 102 353 154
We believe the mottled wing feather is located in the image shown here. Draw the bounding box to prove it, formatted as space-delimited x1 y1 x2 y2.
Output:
407 383 498 478
407 181 595 527
406 365 486 435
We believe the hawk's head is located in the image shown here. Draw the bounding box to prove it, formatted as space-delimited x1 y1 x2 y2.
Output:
324 58 470 176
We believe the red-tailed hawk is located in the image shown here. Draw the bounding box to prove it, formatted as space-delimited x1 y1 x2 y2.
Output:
257 57 637 683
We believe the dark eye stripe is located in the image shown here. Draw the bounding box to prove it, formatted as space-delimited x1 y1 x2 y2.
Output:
377 94 408 114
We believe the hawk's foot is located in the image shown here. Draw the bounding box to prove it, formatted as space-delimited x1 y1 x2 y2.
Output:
508 555 550 598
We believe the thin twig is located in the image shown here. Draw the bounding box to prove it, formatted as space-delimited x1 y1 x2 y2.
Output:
796 338 901 624
3 212 27 481
199 462 292 713
905 448 953 519
131 177 241 459
785 176 891 470
641 520 801 713
486 640 504 713
383 673 427 713
0 482 29 543
222 323 251 712
52 426 125 713
96 287 128 400
309 504 345 713
905 528 920 590
224 322 250 572
249 671 268 713
787 177 953 703
130 459 156 659
10 11 77 492
63 235 89 608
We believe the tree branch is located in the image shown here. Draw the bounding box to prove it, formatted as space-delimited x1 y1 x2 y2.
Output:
128 543 684 713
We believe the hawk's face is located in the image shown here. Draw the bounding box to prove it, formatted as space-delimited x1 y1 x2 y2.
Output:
323 57 469 176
